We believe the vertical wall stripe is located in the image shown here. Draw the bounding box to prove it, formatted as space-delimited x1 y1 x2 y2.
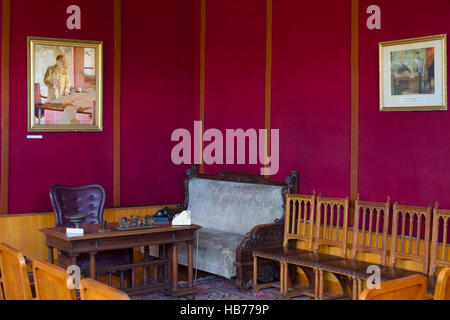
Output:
199 0 206 174
264 0 272 178
113 0 122 207
350 0 359 201
1 0 11 214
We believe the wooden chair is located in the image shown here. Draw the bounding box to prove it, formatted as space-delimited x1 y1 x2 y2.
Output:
387 203 431 276
253 193 316 298
429 203 450 292
433 267 450 300
0 269 4 300
32 259 76 300
80 278 130 300
302 196 350 300
316 197 391 299
0 243 33 300
359 274 427 300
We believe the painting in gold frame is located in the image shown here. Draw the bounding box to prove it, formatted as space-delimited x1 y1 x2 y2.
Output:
379 34 447 112
28 37 103 132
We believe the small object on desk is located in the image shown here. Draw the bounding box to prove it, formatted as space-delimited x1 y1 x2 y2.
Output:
98 220 110 233
67 214 88 229
172 210 191 226
66 227 84 237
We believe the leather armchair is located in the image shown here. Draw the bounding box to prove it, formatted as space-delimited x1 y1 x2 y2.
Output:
49 184 133 275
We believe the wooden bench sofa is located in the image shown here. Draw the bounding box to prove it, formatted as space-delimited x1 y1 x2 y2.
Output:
253 193 450 299
175 165 298 290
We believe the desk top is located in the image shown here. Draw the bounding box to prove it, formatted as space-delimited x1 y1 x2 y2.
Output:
40 222 201 241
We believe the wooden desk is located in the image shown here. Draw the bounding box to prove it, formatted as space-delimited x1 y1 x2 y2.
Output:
40 222 201 297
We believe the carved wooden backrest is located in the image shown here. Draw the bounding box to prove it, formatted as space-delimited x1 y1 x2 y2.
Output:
351 197 390 265
430 204 450 277
0 243 33 300
283 192 316 250
314 196 349 257
434 267 450 300
32 259 76 300
180 165 299 213
359 274 427 300
80 278 130 300
390 203 431 274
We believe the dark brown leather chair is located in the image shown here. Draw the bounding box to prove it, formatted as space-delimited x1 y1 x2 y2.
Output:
49 184 133 276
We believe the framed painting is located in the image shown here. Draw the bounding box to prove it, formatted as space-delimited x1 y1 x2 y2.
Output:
379 34 447 111
27 37 103 132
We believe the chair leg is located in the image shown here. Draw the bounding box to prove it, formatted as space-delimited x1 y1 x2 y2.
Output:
352 277 357 300
253 255 258 291
319 269 324 300
314 268 319 300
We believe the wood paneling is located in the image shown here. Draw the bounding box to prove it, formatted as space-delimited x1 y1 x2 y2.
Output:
0 205 172 261
350 0 359 201
113 0 122 207
264 0 272 178
1 0 11 215
199 0 206 174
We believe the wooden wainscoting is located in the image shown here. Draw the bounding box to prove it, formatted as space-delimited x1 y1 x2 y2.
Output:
0 205 174 261
294 223 450 295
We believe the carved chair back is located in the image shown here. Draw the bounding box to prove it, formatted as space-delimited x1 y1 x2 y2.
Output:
359 274 428 300
80 278 130 300
32 259 76 300
430 204 450 278
0 243 33 300
50 184 106 227
314 196 349 257
283 192 316 251
390 203 431 274
433 267 450 300
351 197 391 265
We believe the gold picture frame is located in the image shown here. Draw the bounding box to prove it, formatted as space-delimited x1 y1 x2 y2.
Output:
28 37 103 132
379 34 447 112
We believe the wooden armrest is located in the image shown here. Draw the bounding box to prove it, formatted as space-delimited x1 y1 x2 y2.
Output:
238 222 284 251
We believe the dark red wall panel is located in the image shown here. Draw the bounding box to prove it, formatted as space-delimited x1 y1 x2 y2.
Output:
271 0 351 195
9 0 114 213
120 0 195 206
359 0 450 207
203 0 266 175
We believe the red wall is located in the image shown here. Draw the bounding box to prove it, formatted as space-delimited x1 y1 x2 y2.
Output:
9 0 115 213
271 0 351 196
359 0 450 208
120 0 195 206
203 0 266 175
6 0 194 212
3 0 450 213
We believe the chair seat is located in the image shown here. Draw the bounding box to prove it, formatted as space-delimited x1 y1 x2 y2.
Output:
316 259 387 278
378 267 424 281
253 246 310 261
284 252 344 268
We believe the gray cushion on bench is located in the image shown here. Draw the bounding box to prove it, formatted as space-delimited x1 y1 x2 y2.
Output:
187 178 284 235
177 177 285 278
178 228 244 279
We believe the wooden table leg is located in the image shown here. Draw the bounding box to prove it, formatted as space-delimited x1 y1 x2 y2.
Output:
48 246 54 264
172 244 178 291
89 252 97 279
143 246 149 285
187 241 194 288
